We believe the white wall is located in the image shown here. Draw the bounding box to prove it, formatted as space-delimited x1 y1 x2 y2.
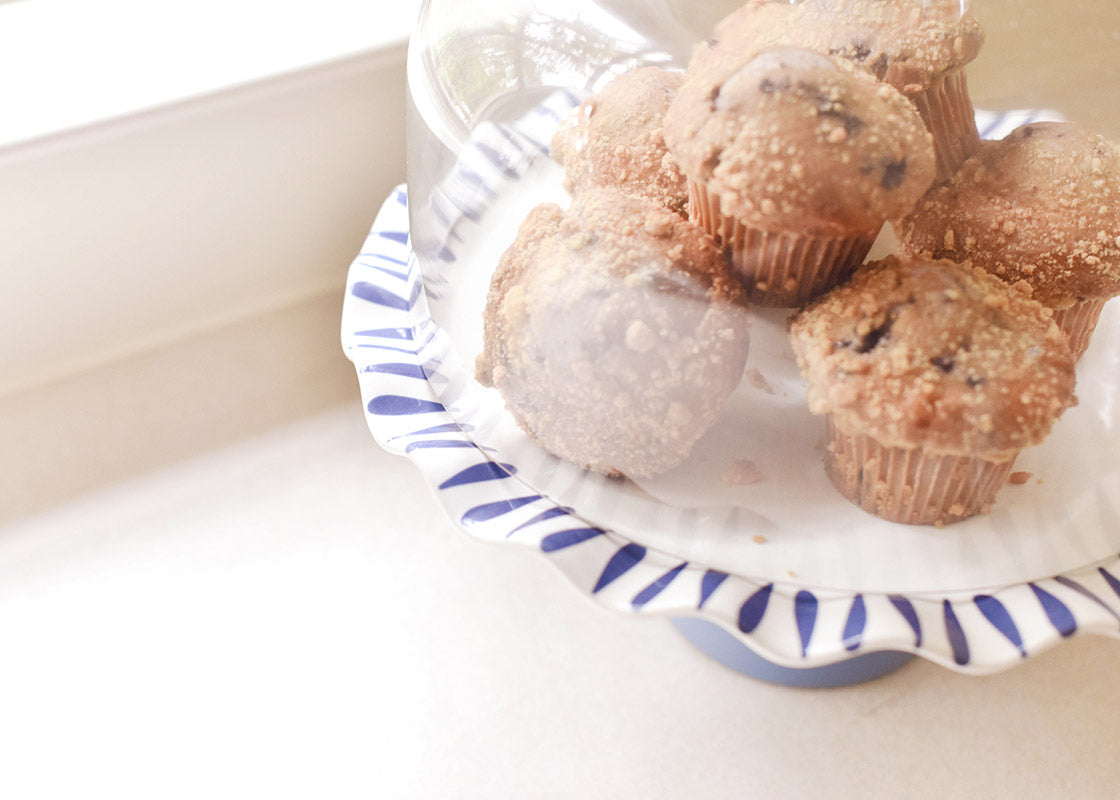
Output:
1 47 407 395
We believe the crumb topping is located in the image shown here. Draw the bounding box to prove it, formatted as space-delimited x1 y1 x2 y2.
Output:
664 47 936 235
550 67 689 215
790 255 1076 457
797 0 985 92
901 121 1120 309
476 189 752 479
688 0 983 97
686 0 798 79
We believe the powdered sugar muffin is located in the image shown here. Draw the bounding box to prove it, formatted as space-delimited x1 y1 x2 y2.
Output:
550 66 688 215
901 121 1120 360
476 188 752 479
664 46 936 307
790 254 1076 525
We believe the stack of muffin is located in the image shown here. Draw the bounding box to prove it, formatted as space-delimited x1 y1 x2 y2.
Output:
476 0 1120 526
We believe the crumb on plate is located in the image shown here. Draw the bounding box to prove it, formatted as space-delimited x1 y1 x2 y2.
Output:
723 458 765 486
745 367 775 395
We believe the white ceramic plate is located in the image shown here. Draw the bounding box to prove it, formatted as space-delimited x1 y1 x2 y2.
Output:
341 105 1120 674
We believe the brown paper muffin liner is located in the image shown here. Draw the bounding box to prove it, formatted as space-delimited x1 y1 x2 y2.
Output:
688 181 875 307
910 68 981 184
824 416 1016 526
1051 297 1108 361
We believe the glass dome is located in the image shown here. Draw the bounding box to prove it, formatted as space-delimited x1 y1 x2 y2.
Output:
355 0 1120 680
397 0 1120 557
405 0 748 263
407 0 1120 256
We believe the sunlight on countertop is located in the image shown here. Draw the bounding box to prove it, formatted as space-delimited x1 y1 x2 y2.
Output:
0 404 1117 798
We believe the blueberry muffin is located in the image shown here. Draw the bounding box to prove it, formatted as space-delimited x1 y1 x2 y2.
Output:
790 254 1076 525
664 46 936 307
796 0 985 182
901 121 1120 360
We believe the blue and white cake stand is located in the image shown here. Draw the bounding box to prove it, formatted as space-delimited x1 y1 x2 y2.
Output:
341 109 1120 687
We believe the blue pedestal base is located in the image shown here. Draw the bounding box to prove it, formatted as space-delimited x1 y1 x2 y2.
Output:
671 617 914 688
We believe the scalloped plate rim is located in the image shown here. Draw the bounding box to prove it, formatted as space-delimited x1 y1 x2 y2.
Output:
342 185 1120 675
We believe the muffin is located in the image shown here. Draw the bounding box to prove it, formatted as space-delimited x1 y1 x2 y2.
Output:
664 46 936 307
790 255 1076 526
686 0 798 79
796 0 986 182
550 66 689 215
476 188 752 479
900 121 1120 360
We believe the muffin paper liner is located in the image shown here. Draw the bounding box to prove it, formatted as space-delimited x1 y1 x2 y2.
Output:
825 417 1017 526
688 181 875 307
1052 297 1109 361
911 68 982 183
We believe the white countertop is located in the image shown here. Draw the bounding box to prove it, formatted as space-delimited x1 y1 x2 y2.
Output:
5 2 1119 795
2 403 1116 799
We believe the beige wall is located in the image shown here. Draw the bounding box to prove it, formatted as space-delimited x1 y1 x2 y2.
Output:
969 0 1120 139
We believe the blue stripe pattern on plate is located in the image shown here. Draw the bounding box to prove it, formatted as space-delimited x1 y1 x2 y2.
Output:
943 601 970 666
1030 583 1077 638
632 562 689 610
594 543 647 593
541 528 606 553
842 594 867 652
975 595 1026 658
738 584 773 635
